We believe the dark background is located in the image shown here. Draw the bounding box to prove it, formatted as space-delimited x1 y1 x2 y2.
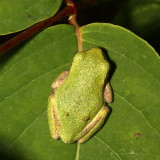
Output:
76 0 160 55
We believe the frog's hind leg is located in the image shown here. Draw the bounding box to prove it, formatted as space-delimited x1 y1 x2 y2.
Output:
78 106 110 143
48 71 69 140
47 93 60 140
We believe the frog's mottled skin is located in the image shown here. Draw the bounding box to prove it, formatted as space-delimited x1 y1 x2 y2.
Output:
48 48 112 143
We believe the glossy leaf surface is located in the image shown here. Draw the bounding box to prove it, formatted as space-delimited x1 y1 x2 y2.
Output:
0 23 160 160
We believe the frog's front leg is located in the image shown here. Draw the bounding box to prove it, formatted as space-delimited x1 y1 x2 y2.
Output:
104 82 113 103
48 71 69 139
52 71 69 92
76 106 110 143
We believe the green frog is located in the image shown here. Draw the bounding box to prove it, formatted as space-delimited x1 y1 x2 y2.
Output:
48 47 112 143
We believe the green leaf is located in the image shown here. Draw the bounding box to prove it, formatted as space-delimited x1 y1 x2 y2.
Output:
0 25 78 160
79 23 160 160
0 23 160 160
0 0 63 35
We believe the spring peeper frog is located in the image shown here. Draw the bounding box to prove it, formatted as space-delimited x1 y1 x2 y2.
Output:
48 48 112 143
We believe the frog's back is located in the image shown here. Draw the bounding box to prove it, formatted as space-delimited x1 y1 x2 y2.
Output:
54 48 109 143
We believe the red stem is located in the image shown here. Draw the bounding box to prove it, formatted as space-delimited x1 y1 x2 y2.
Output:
0 5 74 55
67 0 82 51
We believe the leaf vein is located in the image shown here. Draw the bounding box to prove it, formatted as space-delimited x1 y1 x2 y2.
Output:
95 136 122 160
1 33 75 75
82 40 160 84
4 110 46 153
0 62 70 105
114 92 160 136
8 1 42 23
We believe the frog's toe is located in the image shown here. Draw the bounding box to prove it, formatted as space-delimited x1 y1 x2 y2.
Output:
52 130 59 140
